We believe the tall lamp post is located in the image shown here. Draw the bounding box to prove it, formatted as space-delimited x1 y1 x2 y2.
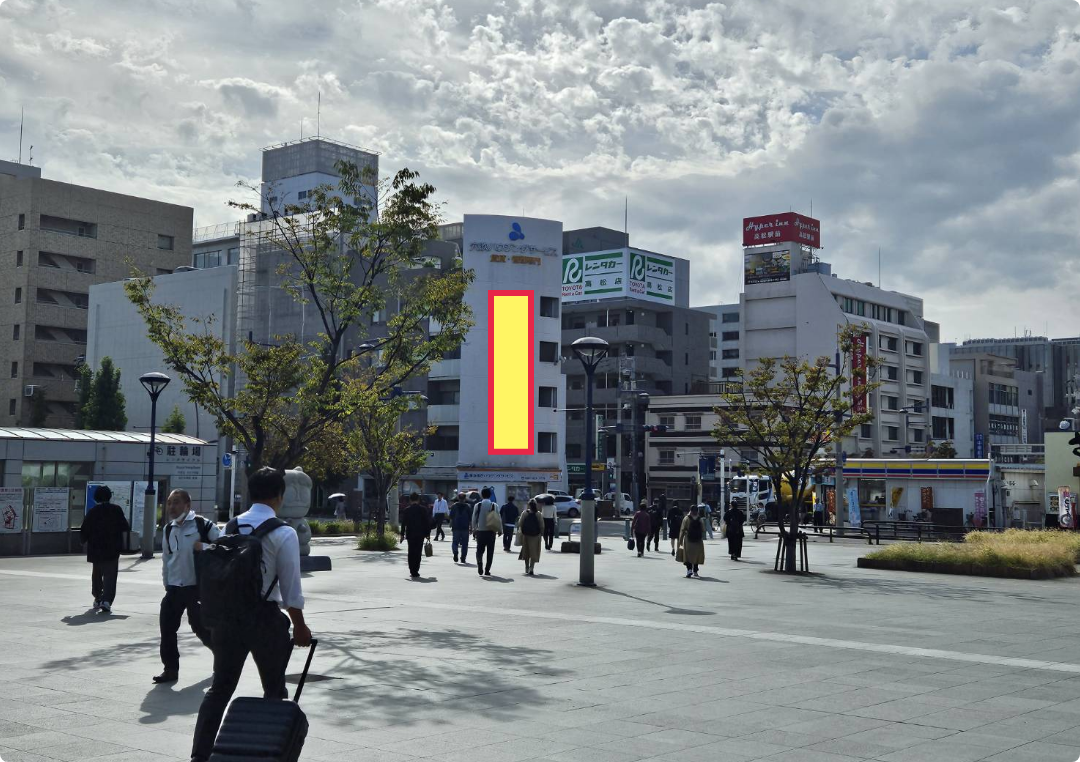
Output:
139 371 171 559
572 336 609 587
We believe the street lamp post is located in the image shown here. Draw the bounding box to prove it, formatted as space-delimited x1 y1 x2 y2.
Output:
572 336 609 587
139 372 171 559
631 392 649 510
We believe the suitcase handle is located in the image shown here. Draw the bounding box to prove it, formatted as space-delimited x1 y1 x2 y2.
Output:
291 638 318 703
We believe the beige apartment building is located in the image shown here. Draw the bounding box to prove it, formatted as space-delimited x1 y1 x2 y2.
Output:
0 160 192 427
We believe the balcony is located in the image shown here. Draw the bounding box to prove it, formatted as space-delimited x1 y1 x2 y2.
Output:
424 451 458 469
426 404 459 425
428 358 460 379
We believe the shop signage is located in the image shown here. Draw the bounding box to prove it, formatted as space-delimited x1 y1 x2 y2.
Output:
1059 486 1073 528
743 212 821 248
744 248 791 286
851 334 868 413
458 470 562 483
566 463 605 474
973 490 987 528
562 248 675 305
975 433 985 459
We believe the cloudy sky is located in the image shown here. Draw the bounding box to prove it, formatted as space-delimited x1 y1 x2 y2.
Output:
2 0 1080 341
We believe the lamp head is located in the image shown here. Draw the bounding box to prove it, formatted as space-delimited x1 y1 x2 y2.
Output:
139 371 171 399
571 336 609 370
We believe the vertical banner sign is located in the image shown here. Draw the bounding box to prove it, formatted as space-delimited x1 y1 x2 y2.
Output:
0 487 23 533
32 488 69 533
973 490 987 528
920 486 934 513
1059 487 1073 529
975 433 984 459
851 334 868 414
488 290 534 454
846 487 861 528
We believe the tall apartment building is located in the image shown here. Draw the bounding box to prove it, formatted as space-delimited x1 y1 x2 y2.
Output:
0 160 192 427
700 304 742 380
945 350 1043 453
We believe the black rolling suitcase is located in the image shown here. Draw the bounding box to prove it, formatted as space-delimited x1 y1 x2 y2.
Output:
209 640 318 761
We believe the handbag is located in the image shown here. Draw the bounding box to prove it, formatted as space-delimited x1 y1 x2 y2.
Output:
514 531 522 547
627 539 635 551
720 521 728 539
676 546 685 563
485 509 502 533
424 539 433 557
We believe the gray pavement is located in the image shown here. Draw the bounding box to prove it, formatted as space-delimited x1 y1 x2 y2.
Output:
3 529 1080 762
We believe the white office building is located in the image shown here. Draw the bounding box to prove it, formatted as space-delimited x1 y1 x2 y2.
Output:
700 304 742 381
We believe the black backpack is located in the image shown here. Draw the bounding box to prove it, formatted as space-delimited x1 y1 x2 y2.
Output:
687 516 703 542
196 517 286 631
522 511 541 536
165 515 214 553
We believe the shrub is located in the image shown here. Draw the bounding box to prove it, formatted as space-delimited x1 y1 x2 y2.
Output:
966 529 1080 562
357 531 399 552
866 530 1079 577
308 520 324 536
322 520 343 535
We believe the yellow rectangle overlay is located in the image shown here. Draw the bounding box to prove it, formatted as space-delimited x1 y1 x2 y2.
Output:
489 291 534 454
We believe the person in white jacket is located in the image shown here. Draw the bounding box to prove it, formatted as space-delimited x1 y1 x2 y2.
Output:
540 495 558 550
471 488 501 576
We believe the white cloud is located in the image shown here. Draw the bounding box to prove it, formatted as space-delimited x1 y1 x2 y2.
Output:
2 0 1080 337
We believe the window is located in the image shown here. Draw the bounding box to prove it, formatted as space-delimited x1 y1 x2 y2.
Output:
12 325 19 341
537 432 557 453
539 297 559 318
685 323 689 336
625 310 635 325
157 234 175 251
625 344 635 357
568 410 583 421
841 297 866 317
8 399 14 416
685 415 701 431
659 415 675 427
883 395 899 411
709 350 716 361
932 416 955 440
860 424 872 438
570 378 584 391
566 443 582 459
906 340 923 356
18 214 25 230
880 336 898 352
14 288 21 304
426 426 459 451
721 331 739 341
911 429 924 443
659 450 675 465
538 341 559 363
298 190 309 200
880 365 896 381
684 352 689 365
10 362 17 379
721 312 739 323
16 251 23 267
722 349 739 360
907 370 924 385
227 247 240 265
885 426 899 441
989 383 1018 407
932 385 955 409
722 367 738 378
538 387 557 408
39 215 96 238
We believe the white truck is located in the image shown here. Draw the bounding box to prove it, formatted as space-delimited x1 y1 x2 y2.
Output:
729 475 777 524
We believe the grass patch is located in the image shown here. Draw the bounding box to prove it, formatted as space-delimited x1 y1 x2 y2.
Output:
863 529 1079 578
357 531 400 552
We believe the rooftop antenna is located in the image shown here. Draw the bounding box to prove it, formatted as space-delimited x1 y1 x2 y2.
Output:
28 145 33 167
317 91 321 138
878 247 881 288
19 107 24 164
624 196 628 244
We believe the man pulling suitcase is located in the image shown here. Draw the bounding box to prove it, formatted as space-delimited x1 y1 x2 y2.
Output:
190 467 313 762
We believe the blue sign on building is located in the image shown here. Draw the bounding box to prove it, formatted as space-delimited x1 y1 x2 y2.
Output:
974 432 985 459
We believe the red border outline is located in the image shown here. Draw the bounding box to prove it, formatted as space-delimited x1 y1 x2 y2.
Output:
488 289 534 455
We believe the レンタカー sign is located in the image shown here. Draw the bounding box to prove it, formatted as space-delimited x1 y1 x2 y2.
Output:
743 212 821 248
562 249 675 305
0 487 23 533
32 488 69 533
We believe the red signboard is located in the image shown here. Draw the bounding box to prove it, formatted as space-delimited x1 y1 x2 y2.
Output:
743 212 821 248
851 334 867 414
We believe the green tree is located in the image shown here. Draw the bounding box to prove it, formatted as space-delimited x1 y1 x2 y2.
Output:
29 388 49 427
712 324 880 572
124 163 473 475
81 357 128 431
162 405 186 434
74 363 93 429
931 440 957 459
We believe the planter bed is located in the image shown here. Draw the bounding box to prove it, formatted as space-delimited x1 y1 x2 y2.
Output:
857 556 1070 580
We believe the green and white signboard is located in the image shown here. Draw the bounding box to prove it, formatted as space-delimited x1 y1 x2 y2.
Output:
562 248 675 305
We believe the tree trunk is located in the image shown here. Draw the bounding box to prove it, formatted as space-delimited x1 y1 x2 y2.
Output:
784 498 799 572
373 474 389 537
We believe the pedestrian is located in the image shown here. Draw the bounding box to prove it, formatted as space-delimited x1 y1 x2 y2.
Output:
432 491 449 541
471 487 501 576
725 503 746 561
813 500 824 534
541 493 557 550
449 492 471 563
79 485 130 615
400 493 431 578
679 504 706 578
517 499 543 575
333 495 347 521
500 494 520 552
155 489 219 684
631 501 651 557
647 499 663 551
667 500 683 557
703 502 715 540
190 467 312 762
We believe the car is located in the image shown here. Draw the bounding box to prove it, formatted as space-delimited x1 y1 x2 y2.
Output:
605 492 633 515
548 489 571 497
546 494 580 518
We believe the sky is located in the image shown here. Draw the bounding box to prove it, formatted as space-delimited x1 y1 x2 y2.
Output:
2 0 1080 343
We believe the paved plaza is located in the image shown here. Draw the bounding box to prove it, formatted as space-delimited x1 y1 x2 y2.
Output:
4 529 1080 762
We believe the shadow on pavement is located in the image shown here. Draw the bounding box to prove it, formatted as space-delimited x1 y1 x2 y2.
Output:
62 611 131 625
138 676 213 725
593 586 716 616
481 575 514 583
781 569 1069 604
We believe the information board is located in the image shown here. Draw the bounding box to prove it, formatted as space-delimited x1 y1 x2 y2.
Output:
0 488 23 534
32 488 70 533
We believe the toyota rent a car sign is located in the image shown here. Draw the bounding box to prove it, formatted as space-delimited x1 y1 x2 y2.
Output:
562 248 675 305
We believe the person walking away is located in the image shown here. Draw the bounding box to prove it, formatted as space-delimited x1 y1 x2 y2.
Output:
631 501 651 557
333 496 347 521
471 488 501 576
190 467 312 762
703 502 715 540
400 493 431 578
541 494 557 550
679 504 706 578
449 492 471 563
500 494 520 552
80 485 130 615
647 499 663 551
517 499 544 575
432 492 449 541
667 500 683 557
725 504 746 561
155 489 219 684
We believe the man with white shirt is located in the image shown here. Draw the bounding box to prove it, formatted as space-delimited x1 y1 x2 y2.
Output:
190 467 312 762
432 492 449 541
154 489 220 685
